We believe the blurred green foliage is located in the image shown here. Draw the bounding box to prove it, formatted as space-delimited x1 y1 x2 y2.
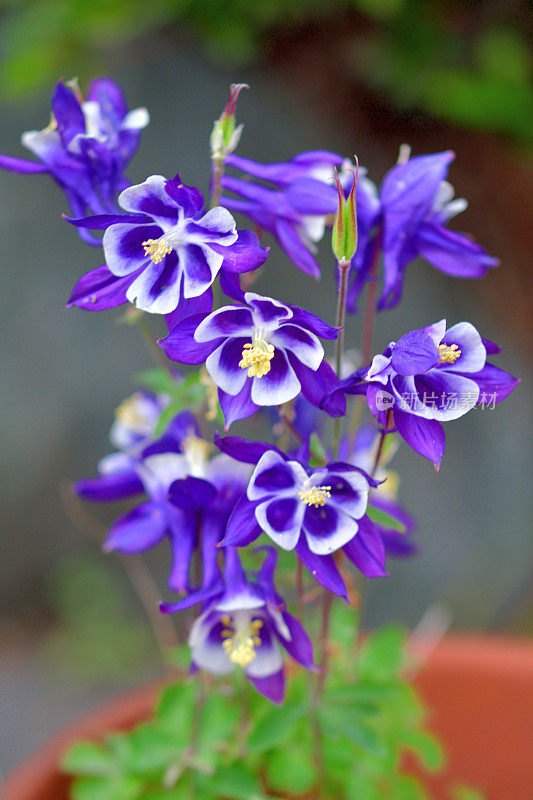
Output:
39 556 155 685
0 0 530 144
62 613 487 799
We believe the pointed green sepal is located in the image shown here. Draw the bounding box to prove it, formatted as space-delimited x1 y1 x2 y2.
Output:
331 157 359 263
210 83 249 161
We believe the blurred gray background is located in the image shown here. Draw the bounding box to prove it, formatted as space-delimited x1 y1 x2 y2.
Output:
1 17 532 776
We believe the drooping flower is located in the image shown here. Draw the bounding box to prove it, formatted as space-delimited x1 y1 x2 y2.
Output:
66 174 269 315
159 291 346 427
75 405 250 592
0 78 149 242
216 435 388 598
347 150 498 311
220 150 344 278
331 320 520 469
161 547 315 704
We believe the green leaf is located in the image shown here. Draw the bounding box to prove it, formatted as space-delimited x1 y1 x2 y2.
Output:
197 693 240 755
247 700 306 753
309 432 327 466
367 503 405 532
122 723 182 774
136 367 177 395
70 775 144 800
346 771 380 800
402 729 444 771
319 705 385 755
358 625 407 681
62 742 116 777
209 763 263 799
156 680 195 732
265 743 316 795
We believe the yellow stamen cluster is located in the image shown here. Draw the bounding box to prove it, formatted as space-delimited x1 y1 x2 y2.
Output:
239 340 275 378
182 435 211 477
221 616 263 668
142 238 173 264
298 485 332 508
438 343 461 364
115 393 148 430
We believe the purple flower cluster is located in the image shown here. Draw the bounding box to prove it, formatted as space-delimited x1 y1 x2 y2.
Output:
7 77 520 704
330 319 519 468
0 79 148 243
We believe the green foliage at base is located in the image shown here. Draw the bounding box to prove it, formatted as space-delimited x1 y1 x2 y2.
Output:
62 615 483 800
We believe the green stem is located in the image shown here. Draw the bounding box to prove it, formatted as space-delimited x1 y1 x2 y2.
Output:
332 258 351 459
210 157 224 208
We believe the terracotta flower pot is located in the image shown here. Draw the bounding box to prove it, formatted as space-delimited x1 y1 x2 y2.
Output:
4 636 533 800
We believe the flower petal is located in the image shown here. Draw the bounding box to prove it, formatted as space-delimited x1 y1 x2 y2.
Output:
342 517 388 577
104 502 167 553
393 409 445 469
118 175 178 223
103 222 160 277
251 350 301 407
255 498 303 550
296 538 348 599
248 668 285 704
248 450 305 500
219 384 259 428
271 324 324 370
206 337 249 395
441 321 486 374
194 305 253 342
302 503 357 555
160 313 220 364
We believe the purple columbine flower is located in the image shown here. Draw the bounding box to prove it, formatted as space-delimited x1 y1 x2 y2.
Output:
331 320 520 469
220 150 344 278
347 150 498 311
0 78 149 241
159 291 346 428
75 411 250 592
161 547 315 704
66 174 269 315
216 435 388 598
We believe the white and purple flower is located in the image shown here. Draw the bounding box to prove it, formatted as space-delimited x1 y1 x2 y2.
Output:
216 435 388 598
221 150 344 278
67 174 268 315
159 291 346 427
75 412 251 593
0 78 149 240
332 319 520 468
161 547 315 704
347 150 499 311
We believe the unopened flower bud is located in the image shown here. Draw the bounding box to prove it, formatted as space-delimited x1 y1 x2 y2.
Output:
210 83 249 162
331 156 358 264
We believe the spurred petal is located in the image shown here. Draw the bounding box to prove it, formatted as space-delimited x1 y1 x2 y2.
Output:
472 363 521 404
219 384 260 428
67 264 138 311
222 494 263 547
159 314 220 364
342 517 388 577
248 668 285 704
74 469 144 502
393 409 446 469
296 538 348 599
104 502 167 553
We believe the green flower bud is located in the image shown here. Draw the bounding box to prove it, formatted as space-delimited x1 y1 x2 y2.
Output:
331 158 358 264
210 83 249 162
